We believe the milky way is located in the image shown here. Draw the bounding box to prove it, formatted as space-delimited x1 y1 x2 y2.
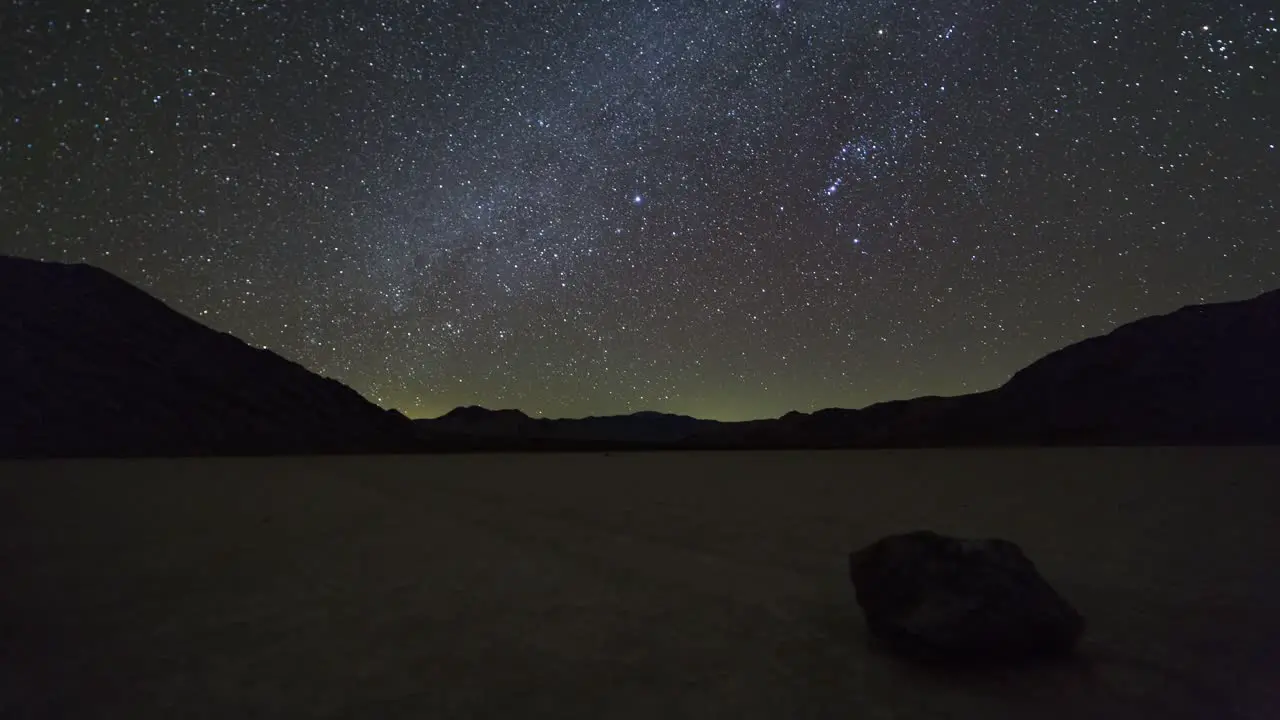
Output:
3 1 1277 419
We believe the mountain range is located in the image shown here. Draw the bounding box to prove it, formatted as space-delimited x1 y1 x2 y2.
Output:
0 256 416 457
3 254 1277 457
417 289 1280 449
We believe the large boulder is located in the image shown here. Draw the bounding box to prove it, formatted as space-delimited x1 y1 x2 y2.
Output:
848 531 1084 662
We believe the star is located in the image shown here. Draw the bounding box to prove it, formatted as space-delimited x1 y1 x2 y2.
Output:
1 0 1273 420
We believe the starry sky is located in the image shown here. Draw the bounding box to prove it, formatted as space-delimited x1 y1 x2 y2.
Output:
3 1 1277 420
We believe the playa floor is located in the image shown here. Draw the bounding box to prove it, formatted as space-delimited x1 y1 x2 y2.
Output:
3 448 1279 718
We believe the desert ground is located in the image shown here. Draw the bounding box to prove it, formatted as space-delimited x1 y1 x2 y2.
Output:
2 448 1278 719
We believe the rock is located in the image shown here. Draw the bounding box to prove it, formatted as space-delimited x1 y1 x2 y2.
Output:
848 530 1084 662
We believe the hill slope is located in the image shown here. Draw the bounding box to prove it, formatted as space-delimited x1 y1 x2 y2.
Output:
421 288 1280 448
982 289 1280 444
692 289 1280 447
5 254 1275 455
0 255 416 457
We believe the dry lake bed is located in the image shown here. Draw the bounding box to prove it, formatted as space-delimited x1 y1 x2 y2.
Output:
2 448 1279 718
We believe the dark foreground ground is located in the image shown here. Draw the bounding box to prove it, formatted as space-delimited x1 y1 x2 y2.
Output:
2 449 1279 719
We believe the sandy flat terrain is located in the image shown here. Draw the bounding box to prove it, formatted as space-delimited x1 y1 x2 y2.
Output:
2 449 1279 718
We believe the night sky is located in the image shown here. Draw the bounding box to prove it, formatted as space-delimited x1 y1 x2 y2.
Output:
3 1 1277 420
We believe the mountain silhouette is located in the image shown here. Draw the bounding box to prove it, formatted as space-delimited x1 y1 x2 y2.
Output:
688 288 1280 448
423 289 1280 449
415 407 718 446
4 255 1276 456
0 255 416 458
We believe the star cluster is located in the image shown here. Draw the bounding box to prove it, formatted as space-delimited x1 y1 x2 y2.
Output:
3 1 1277 420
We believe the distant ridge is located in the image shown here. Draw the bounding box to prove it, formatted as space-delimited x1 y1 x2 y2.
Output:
422 288 1280 449
0 255 417 458
4 254 1277 456
692 288 1280 447
416 407 719 446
